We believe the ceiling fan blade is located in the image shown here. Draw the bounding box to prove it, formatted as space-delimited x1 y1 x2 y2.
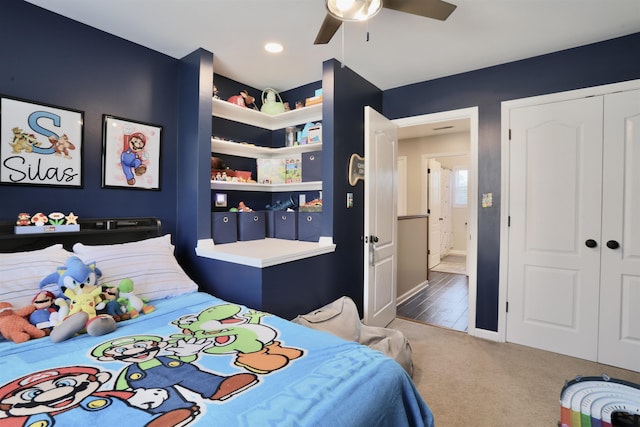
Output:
314 14 343 45
383 0 457 21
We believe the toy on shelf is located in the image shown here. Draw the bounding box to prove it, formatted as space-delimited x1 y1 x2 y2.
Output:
228 90 258 110
14 211 80 234
260 88 285 115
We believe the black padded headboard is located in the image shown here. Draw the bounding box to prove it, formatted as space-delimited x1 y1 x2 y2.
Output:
0 217 161 253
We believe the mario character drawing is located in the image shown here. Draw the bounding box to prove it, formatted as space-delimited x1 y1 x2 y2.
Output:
0 366 195 427
91 335 257 416
169 304 304 374
121 132 148 185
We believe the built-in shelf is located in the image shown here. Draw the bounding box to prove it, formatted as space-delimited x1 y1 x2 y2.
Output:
196 237 336 268
211 138 322 159
212 98 322 130
210 180 321 192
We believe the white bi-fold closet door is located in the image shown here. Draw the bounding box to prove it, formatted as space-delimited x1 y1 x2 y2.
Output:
505 87 640 372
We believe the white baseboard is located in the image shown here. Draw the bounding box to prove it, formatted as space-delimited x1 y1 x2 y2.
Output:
447 249 467 256
397 280 429 305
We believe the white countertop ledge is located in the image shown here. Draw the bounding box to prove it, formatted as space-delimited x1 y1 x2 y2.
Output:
196 238 336 268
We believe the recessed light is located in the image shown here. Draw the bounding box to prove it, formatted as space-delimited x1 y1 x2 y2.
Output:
265 42 283 53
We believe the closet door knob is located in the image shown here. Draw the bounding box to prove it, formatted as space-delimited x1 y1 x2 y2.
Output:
606 240 620 249
585 239 597 248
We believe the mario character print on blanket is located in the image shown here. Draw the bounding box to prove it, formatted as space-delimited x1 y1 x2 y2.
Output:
168 304 304 374
0 366 195 427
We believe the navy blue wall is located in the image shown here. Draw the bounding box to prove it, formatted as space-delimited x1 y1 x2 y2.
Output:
383 32 640 331
5 0 640 328
1 0 180 236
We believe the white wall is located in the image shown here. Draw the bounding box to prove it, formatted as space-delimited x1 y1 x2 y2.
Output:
398 131 470 254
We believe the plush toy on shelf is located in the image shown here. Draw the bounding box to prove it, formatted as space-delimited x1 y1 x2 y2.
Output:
0 302 46 343
117 278 154 319
40 256 117 343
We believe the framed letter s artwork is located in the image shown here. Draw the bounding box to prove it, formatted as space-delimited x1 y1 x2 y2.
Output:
0 95 83 188
102 115 162 190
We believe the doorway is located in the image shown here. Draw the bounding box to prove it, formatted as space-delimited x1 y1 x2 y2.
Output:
393 107 478 334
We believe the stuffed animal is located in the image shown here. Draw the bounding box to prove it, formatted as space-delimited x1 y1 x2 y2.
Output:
29 291 58 332
0 302 46 343
117 278 154 318
40 256 117 343
99 284 130 322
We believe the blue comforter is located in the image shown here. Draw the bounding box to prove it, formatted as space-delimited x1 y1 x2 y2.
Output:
0 292 433 426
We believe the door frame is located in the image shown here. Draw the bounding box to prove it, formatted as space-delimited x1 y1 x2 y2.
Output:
393 106 479 336
498 78 640 342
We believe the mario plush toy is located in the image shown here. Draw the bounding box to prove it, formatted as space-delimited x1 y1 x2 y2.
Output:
0 302 46 343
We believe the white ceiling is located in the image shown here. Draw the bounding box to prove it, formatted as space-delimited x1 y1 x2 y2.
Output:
25 0 640 94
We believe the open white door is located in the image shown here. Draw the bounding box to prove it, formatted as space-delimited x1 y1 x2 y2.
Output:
363 106 398 327
428 159 442 268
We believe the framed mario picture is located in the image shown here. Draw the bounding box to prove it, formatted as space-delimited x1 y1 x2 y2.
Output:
101 115 162 190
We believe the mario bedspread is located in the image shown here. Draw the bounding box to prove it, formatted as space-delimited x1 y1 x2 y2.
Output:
0 292 433 427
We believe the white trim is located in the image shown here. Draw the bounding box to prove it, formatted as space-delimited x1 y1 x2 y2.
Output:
498 78 640 342
396 281 429 305
393 106 480 337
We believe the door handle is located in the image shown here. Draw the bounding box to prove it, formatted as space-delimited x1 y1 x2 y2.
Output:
585 239 597 248
606 240 620 250
368 235 379 266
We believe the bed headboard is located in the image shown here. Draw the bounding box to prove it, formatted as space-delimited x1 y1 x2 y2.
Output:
0 217 162 253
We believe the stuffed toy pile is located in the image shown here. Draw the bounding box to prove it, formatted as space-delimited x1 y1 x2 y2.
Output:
1 256 153 344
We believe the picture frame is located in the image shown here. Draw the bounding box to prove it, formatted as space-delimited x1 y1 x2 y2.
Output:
102 115 162 190
0 95 84 188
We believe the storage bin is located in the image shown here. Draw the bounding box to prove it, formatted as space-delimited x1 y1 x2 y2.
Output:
298 212 321 242
237 211 266 241
212 212 237 244
265 211 276 238
274 211 298 240
302 151 322 182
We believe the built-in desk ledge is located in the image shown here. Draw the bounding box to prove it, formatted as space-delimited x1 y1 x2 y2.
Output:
196 237 336 268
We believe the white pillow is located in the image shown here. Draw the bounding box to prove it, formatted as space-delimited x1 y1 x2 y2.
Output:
72 234 198 301
0 245 73 309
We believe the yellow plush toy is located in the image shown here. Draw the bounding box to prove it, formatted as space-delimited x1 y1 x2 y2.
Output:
64 287 103 318
0 302 46 343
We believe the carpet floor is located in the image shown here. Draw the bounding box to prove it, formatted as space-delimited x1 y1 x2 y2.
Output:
388 317 640 427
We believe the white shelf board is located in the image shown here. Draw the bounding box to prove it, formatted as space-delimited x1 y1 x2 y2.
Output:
211 138 322 159
212 98 321 130
196 238 336 268
210 180 321 192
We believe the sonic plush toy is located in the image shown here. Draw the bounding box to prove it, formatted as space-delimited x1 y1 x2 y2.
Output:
40 256 117 343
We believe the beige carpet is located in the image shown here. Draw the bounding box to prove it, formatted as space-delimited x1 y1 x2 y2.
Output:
388 318 640 427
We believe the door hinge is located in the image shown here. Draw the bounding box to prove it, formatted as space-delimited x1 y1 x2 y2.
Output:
509 129 512 140
427 168 431 174
508 216 511 227
506 301 509 313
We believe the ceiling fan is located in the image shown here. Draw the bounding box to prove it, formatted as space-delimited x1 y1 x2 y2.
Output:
314 0 457 45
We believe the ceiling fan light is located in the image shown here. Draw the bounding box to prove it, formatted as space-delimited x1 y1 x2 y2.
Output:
326 0 382 22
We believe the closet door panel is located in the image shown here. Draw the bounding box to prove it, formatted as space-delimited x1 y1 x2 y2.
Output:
506 96 603 361
599 89 640 372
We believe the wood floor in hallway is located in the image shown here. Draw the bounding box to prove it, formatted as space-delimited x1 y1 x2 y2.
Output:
397 269 469 332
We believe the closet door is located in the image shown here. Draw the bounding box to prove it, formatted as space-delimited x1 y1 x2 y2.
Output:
598 89 640 372
506 96 604 361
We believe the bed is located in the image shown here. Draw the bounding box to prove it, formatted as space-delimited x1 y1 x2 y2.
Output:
0 218 433 427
